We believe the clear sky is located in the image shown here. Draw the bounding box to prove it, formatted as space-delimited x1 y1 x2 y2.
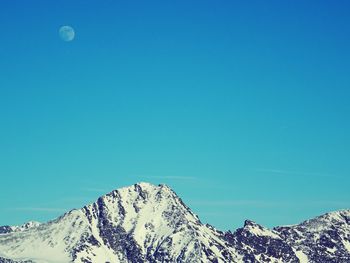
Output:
0 0 350 230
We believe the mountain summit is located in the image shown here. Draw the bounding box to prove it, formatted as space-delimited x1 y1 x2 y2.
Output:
0 183 349 263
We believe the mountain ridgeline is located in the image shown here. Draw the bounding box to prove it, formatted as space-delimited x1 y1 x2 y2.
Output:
0 182 349 262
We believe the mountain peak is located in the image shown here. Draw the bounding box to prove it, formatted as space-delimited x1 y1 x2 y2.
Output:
107 182 173 199
243 219 258 227
1 183 350 263
133 181 156 189
0 221 40 235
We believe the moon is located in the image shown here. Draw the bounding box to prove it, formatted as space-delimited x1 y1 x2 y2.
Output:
59 25 75 42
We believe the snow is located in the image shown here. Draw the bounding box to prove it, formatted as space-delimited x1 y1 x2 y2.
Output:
326 247 337 253
7 221 41 233
343 239 350 253
245 222 281 239
0 210 87 262
294 250 309 263
0 182 349 263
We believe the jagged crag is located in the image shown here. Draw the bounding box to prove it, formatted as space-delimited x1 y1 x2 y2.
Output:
0 183 349 262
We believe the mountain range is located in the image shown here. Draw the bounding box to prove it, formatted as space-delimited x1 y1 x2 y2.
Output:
0 182 349 263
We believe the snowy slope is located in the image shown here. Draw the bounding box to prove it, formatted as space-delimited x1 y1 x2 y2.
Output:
0 182 349 263
275 210 350 263
0 221 40 234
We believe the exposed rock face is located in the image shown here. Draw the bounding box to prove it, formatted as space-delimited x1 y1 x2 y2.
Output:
0 221 40 234
0 257 32 263
0 182 349 262
224 220 300 263
274 210 350 263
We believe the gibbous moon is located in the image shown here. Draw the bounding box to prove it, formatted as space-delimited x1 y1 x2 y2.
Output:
59 25 75 42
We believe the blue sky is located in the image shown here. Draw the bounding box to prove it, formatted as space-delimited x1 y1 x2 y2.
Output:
0 0 350 230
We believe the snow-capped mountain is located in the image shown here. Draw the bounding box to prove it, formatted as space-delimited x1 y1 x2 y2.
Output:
0 221 40 235
0 182 349 263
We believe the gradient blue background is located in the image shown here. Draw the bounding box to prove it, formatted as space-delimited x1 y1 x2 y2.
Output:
1 0 350 230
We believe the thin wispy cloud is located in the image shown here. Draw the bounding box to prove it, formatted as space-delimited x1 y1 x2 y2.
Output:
256 168 333 178
189 200 349 208
144 175 198 180
189 200 281 208
301 201 350 207
131 174 198 181
82 187 109 193
11 207 67 213
199 212 242 217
